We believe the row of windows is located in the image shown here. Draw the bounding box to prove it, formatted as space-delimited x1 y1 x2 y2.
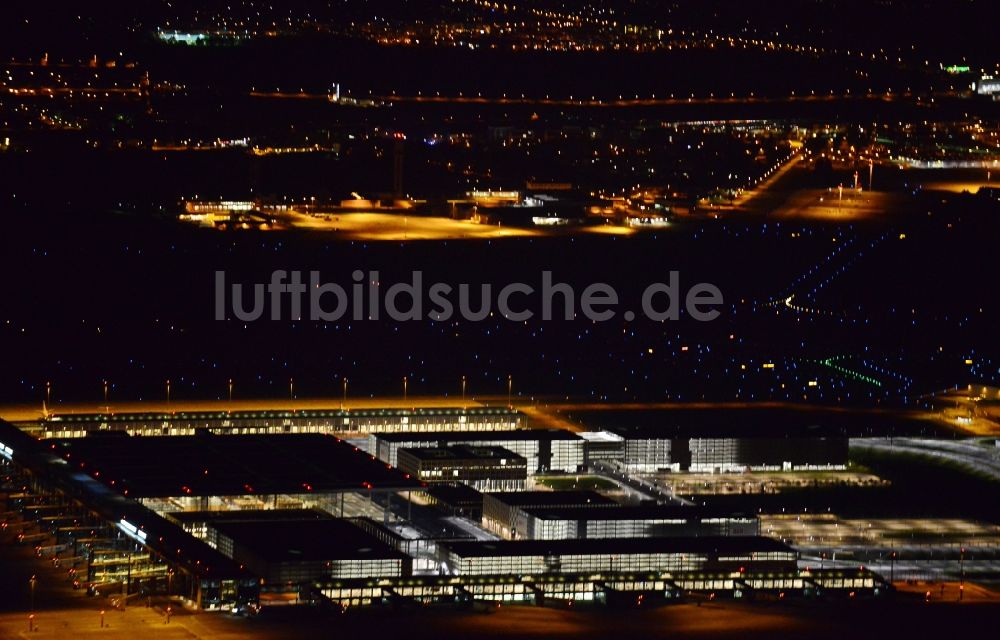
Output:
328 559 406 580
381 440 585 473
45 419 519 440
676 579 735 590
321 578 874 607
451 553 709 576
625 440 674 469
745 579 805 589
814 578 875 588
47 409 518 423
719 552 798 562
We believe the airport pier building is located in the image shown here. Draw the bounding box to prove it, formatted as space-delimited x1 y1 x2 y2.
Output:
22 407 523 439
315 565 887 608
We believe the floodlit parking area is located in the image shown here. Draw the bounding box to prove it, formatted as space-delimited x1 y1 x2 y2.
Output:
638 471 887 496
762 514 1000 547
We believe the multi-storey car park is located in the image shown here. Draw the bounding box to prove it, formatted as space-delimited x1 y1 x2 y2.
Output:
397 445 529 492
370 428 587 474
568 406 953 473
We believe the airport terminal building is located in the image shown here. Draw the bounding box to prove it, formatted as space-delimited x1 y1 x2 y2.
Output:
0 406 893 612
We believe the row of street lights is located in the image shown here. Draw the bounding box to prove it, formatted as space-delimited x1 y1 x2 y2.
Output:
47 375 518 410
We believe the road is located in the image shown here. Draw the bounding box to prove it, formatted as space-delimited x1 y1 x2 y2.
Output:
249 90 917 109
590 461 691 505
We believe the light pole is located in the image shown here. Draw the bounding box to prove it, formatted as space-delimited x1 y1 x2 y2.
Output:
228 378 233 404
960 547 965 589
342 378 348 410
289 378 294 402
103 380 109 413
461 376 467 408
403 376 408 403
123 551 131 611
166 379 171 407
29 574 36 612
45 381 51 407
507 375 513 408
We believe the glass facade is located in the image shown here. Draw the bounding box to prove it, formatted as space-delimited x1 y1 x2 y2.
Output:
444 550 710 576
374 432 584 474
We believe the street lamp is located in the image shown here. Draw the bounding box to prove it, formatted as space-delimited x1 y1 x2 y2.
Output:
29 575 36 611
123 551 132 611
166 379 171 406
960 547 965 588
461 375 467 408
403 376 408 403
228 378 233 404
507 375 513 408
342 378 348 410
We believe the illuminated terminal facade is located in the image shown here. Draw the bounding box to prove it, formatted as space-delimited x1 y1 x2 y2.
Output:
568 407 902 473
209 518 412 583
397 445 528 492
25 407 522 439
371 429 585 474
437 537 797 577
487 502 759 540
482 490 618 538
315 566 884 608
577 430 848 473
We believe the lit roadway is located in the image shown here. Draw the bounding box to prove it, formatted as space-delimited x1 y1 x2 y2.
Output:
249 90 923 109
590 460 692 505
